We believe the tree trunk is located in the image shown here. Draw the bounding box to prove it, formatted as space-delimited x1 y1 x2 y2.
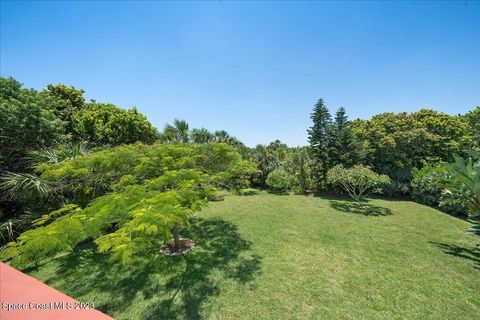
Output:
172 226 181 249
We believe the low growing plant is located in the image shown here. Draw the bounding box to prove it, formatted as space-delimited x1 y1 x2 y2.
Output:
411 165 467 216
446 151 480 220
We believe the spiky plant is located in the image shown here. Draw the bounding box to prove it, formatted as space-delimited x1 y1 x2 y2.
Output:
0 172 54 201
28 142 91 166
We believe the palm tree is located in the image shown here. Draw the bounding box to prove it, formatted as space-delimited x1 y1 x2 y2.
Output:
28 142 91 166
253 145 279 187
190 128 213 144
173 119 190 143
162 119 190 143
213 130 230 143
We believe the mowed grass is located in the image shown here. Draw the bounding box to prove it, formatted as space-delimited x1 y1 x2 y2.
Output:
26 192 480 319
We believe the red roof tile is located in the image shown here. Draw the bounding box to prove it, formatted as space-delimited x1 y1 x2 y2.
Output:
0 262 115 320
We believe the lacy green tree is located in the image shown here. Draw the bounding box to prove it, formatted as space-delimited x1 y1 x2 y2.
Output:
0 143 256 267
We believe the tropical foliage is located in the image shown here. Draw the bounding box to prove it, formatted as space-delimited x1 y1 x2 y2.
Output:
0 143 256 267
266 169 293 193
327 165 391 203
446 151 480 220
411 165 468 216
352 109 476 190
71 103 159 145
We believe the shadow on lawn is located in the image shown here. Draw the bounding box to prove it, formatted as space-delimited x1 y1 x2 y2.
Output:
41 217 262 320
329 199 392 216
433 242 480 271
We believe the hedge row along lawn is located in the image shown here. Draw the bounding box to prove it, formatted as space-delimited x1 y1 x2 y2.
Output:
25 192 480 319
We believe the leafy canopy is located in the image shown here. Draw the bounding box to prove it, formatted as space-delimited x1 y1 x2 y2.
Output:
352 109 475 184
0 143 256 267
327 165 391 203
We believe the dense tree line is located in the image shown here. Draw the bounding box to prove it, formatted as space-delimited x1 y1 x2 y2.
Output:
0 77 243 242
352 109 477 193
307 98 479 195
0 77 160 174
1 76 478 254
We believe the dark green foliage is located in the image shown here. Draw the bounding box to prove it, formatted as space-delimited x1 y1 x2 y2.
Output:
281 147 313 194
190 128 214 144
446 151 480 220
0 77 160 175
0 78 65 173
465 106 480 146
250 144 280 188
308 98 332 189
411 165 448 206
411 165 468 215
71 103 159 145
352 109 475 191
162 119 190 143
45 84 86 135
266 169 293 193
328 107 364 168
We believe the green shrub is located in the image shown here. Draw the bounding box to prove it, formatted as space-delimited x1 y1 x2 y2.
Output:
266 169 293 193
327 165 391 203
411 166 449 206
446 151 480 220
411 165 468 216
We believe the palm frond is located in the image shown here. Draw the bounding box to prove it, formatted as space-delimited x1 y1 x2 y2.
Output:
0 172 54 201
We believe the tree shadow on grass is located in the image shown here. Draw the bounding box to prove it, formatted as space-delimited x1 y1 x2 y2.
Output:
329 199 392 216
32 217 261 320
432 242 480 271
240 188 260 196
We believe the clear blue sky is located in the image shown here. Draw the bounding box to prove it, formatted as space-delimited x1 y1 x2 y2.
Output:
1 1 479 147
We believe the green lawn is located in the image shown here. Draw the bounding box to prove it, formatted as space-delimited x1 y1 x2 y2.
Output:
26 192 480 319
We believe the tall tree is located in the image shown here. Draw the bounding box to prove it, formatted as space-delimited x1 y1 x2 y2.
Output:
328 107 363 167
45 84 86 136
307 98 332 189
72 103 159 145
465 106 480 147
0 78 65 173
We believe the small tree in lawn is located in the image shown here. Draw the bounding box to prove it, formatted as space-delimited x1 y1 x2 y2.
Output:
0 143 257 267
327 165 391 205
